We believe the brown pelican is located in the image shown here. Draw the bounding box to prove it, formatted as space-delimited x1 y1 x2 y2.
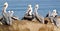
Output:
2 2 12 25
26 5 33 16
22 4 34 20
51 10 60 28
45 10 57 25
34 4 44 23
50 9 58 25
45 9 60 27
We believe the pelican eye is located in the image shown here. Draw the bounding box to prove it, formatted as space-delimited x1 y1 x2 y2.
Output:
35 7 37 8
28 7 30 8
4 5 6 7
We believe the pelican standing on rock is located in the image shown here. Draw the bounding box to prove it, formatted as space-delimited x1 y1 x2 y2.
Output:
45 10 55 24
2 2 12 25
34 4 44 23
26 5 33 16
22 5 34 20
45 9 59 26
50 9 58 25
51 9 58 25
51 9 60 28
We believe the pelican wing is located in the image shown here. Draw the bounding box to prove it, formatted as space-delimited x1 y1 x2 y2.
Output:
53 17 60 27
35 12 44 23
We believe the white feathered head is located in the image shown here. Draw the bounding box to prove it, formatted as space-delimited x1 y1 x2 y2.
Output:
4 2 8 9
53 9 57 13
28 4 32 8
35 4 39 10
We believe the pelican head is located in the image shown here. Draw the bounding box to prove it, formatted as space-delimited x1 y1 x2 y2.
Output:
51 9 58 17
35 4 39 10
10 11 14 17
53 9 57 13
11 11 14 13
4 2 8 9
8 11 10 13
28 4 32 9
11 11 14 14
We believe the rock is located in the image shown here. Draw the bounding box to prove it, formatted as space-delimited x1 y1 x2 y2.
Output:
0 20 54 31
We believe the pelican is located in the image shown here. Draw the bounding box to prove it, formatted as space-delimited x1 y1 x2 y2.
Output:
22 4 34 20
51 9 58 17
45 10 57 25
34 4 44 23
45 9 60 26
50 10 60 28
50 9 58 25
2 2 12 25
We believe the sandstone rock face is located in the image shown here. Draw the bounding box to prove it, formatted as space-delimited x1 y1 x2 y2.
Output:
0 20 54 31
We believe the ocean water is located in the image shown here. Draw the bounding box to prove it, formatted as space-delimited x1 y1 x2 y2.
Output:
0 0 60 19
